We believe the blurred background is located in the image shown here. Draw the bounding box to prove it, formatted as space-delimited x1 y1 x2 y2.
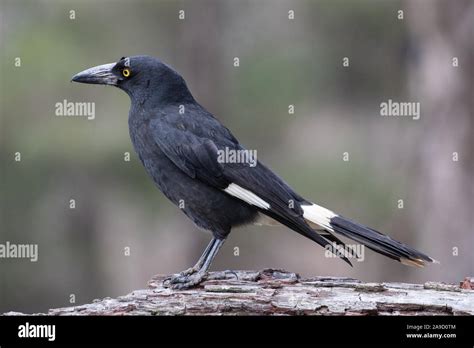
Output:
0 0 473 313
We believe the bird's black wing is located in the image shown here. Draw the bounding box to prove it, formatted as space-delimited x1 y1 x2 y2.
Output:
149 116 351 264
149 115 233 188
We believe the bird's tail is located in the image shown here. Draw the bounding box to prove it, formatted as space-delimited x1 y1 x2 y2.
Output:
301 202 438 267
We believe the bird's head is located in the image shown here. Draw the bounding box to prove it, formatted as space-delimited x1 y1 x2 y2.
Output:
72 55 194 104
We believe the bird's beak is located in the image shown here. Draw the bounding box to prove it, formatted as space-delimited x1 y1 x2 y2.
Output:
71 62 118 85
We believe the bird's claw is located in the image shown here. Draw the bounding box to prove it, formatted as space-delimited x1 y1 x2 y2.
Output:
163 268 207 290
163 266 196 284
163 271 207 290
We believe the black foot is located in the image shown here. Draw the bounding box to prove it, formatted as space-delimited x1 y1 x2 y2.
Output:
163 271 207 290
163 266 196 285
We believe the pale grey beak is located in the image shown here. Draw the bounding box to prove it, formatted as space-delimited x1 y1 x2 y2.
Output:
71 62 118 85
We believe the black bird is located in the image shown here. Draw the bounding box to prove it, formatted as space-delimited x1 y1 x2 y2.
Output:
72 56 437 289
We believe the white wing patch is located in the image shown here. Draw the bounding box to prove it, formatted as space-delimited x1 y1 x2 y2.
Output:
224 183 270 210
302 203 337 231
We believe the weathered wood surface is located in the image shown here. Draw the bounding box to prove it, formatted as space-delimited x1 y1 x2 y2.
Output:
5 270 474 316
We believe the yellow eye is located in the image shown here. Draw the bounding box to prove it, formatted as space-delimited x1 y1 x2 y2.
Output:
122 68 131 77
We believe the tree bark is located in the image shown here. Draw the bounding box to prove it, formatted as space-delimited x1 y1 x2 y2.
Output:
4 270 473 316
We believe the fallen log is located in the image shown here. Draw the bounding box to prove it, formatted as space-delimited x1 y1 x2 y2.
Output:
4 270 474 316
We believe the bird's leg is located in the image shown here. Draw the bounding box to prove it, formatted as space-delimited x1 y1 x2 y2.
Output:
177 237 217 277
165 237 225 290
163 238 216 285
